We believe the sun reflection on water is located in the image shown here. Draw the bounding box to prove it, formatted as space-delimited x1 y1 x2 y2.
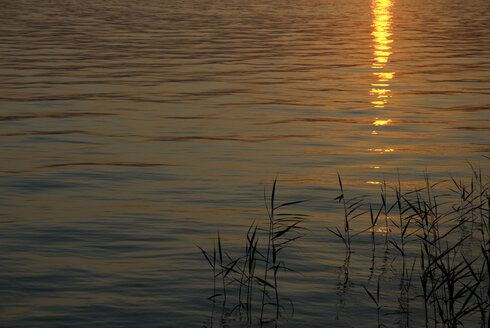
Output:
367 0 395 183
370 0 394 109
373 118 392 126
369 148 395 153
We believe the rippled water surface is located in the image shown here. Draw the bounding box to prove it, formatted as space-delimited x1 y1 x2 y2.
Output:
1 0 489 326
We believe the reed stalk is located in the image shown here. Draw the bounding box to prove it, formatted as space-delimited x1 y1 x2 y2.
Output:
200 165 488 327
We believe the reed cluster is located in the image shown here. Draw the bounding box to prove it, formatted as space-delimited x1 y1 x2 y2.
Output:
330 166 489 328
200 165 489 327
198 179 306 327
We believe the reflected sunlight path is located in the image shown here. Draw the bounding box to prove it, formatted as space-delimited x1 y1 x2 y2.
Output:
370 0 395 109
368 0 395 182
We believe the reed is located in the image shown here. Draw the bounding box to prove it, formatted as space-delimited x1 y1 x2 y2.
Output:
328 174 368 254
364 277 382 328
199 179 306 327
386 166 488 327
200 164 489 328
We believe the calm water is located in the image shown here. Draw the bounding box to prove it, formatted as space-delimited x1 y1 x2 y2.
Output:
0 0 489 326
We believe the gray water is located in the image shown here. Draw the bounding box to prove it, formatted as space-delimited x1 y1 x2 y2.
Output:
0 0 489 326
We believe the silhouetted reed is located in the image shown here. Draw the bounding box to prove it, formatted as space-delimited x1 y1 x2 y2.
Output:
364 277 382 328
328 174 368 254
200 164 489 328
369 165 489 328
199 179 306 327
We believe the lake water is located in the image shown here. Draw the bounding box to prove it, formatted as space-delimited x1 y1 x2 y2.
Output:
0 0 489 327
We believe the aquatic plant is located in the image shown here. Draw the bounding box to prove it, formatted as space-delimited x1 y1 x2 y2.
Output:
327 174 369 254
200 164 489 327
364 165 490 328
199 179 307 327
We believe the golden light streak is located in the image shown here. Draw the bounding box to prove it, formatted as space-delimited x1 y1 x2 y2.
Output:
371 100 386 107
375 56 389 63
375 51 392 57
374 72 394 81
370 0 394 108
368 0 395 183
369 148 395 153
370 88 391 95
369 225 391 233
373 119 392 126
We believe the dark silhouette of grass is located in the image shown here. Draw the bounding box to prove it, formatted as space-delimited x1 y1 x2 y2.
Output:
200 164 489 327
199 179 307 327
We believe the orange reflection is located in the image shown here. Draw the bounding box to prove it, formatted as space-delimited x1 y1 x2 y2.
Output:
369 225 391 233
373 118 392 126
369 0 395 180
369 148 395 153
374 72 394 81
370 0 395 109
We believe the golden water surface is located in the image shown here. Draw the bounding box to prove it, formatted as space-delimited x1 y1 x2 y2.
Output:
0 0 489 326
